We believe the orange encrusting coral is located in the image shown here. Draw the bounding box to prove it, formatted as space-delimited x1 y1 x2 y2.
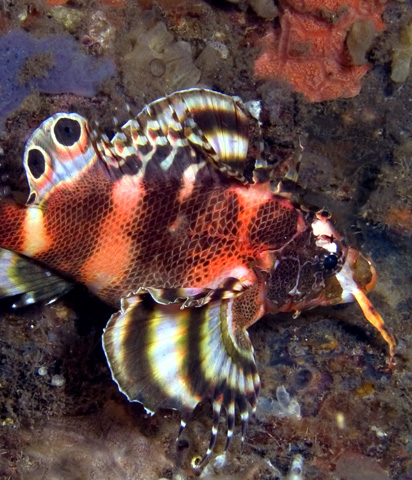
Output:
254 0 387 102
45 0 69 5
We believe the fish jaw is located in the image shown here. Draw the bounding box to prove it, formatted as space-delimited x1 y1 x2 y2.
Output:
274 209 396 365
313 213 396 363
335 247 396 366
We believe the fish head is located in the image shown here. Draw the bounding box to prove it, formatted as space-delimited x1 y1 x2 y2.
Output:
263 209 395 363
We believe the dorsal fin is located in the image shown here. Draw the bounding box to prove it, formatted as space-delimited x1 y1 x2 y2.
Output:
272 137 304 199
95 88 251 185
23 113 99 205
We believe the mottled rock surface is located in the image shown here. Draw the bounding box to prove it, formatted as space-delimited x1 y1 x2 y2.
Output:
0 1 411 479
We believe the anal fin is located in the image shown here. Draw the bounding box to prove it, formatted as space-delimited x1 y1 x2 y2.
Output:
102 292 261 466
0 248 73 307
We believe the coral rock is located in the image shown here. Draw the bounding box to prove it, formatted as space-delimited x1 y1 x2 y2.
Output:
121 21 201 100
391 20 412 83
254 0 387 102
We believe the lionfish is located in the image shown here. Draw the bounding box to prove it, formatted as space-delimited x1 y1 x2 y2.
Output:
0 89 395 466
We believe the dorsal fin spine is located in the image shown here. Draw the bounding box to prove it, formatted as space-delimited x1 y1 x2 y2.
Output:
95 88 251 186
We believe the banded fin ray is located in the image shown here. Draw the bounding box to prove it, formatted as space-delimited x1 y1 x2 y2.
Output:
96 89 251 186
0 248 72 307
102 293 260 466
23 113 99 205
145 277 248 307
152 88 250 182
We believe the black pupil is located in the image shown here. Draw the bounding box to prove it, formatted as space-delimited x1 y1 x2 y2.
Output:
27 148 46 179
324 254 338 270
54 117 81 146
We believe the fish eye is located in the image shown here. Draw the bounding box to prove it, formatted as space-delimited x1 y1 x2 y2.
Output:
323 253 338 270
319 209 331 219
54 117 81 146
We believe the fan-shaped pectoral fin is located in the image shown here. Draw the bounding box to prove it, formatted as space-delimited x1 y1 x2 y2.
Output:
102 290 263 467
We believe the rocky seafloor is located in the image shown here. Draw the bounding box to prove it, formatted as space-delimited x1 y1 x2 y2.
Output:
0 1 412 479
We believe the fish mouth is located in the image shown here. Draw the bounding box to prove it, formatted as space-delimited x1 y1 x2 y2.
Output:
345 247 377 295
336 247 396 366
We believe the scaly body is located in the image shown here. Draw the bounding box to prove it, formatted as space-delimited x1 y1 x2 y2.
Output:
0 173 304 307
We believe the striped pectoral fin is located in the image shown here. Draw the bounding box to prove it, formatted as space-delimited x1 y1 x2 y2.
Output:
0 248 73 307
102 292 260 466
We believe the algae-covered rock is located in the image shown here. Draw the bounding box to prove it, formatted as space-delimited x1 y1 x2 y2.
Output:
121 21 200 99
391 20 412 82
346 19 376 66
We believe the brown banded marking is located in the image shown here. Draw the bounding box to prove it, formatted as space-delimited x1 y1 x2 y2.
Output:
97 176 253 299
91 174 292 299
27 164 115 290
246 188 307 252
0 200 39 257
80 174 145 298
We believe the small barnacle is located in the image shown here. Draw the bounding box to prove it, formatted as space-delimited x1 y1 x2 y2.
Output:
82 10 116 55
37 366 48 376
208 40 229 60
149 58 166 77
287 454 304 480
259 386 301 420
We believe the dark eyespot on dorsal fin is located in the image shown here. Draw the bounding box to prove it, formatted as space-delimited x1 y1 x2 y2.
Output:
53 116 82 147
23 113 99 204
102 291 260 467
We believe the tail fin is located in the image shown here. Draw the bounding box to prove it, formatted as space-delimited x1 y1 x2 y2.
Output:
0 248 72 307
103 293 260 466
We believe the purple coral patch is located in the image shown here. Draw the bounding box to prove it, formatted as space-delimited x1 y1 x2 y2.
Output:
0 30 115 131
